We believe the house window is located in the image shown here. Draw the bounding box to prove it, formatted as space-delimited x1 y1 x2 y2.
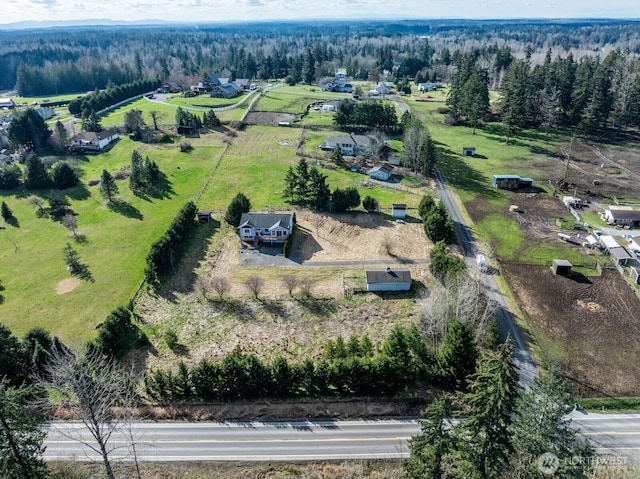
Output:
242 228 252 235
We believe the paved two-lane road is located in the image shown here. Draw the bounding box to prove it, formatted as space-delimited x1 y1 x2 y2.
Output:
43 415 640 462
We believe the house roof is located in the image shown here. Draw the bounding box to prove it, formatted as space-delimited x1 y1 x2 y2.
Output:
462 146 476 150
600 236 621 249
238 213 293 231
493 174 521 180
366 268 411 285
607 209 640 220
72 129 118 142
610 247 632 261
392 204 407 209
369 164 393 175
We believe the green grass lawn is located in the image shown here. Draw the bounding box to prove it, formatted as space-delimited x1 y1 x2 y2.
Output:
0 135 225 342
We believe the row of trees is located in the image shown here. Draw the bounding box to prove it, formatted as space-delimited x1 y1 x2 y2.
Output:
334 99 398 131
144 325 429 401
145 201 198 285
67 79 160 118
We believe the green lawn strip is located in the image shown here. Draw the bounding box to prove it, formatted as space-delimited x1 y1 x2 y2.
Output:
166 95 241 108
579 396 640 413
0 136 224 342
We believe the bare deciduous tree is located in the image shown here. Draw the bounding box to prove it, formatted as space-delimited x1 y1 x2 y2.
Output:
149 110 164 131
39 346 140 479
419 275 496 349
299 277 315 298
210 276 230 300
61 213 78 238
282 274 298 296
244 276 264 299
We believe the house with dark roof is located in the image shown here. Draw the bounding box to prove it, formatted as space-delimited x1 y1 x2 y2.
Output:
366 268 411 292
0 98 15 109
70 129 119 152
604 208 640 227
238 212 294 245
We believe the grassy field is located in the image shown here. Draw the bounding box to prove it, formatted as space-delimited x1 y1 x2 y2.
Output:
0 135 226 342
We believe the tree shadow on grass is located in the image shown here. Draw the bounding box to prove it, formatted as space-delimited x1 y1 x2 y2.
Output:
64 183 92 201
261 300 289 322
5 216 19 228
224 299 256 322
108 199 143 220
71 263 95 283
437 149 502 199
169 343 190 357
296 297 338 317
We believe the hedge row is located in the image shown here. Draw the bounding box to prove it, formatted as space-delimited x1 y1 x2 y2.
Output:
144 325 430 401
144 201 198 285
68 79 160 117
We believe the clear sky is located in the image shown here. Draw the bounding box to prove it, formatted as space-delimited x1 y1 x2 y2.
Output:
2 0 639 25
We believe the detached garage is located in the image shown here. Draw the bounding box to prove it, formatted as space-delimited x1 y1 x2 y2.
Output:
366 268 411 292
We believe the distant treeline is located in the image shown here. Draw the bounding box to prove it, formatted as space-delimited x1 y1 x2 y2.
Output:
2 20 640 96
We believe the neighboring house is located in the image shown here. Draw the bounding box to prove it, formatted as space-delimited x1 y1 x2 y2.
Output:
462 146 476 157
368 164 394 181
195 74 241 98
418 81 443 92
36 106 55 121
321 101 340 111
392 204 407 218
70 129 119 152
630 265 640 285
604 208 640 227
238 212 294 245
319 134 376 156
234 78 251 91
0 98 15 109
323 77 354 93
609 247 633 265
160 81 182 93
374 82 391 95
366 267 412 292
492 174 533 190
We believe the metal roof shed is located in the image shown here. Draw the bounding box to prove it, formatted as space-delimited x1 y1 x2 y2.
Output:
366 268 411 292
552 259 572 275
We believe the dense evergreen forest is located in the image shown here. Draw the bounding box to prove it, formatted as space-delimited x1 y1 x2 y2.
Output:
1 19 640 131
1 19 639 94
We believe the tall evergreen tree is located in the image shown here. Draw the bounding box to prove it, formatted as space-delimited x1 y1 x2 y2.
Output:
435 319 478 390
99 169 119 203
509 365 593 478
460 341 520 479
224 192 251 227
405 394 454 479
23 155 51 190
6 108 50 152
0 381 49 479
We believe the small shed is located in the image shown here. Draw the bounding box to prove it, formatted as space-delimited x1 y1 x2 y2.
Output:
392 204 407 219
462 146 476 157
552 259 572 275
630 266 640 285
609 247 632 265
196 210 212 223
599 235 620 253
366 268 411 292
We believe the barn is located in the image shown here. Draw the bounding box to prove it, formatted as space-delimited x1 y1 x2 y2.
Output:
366 268 411 292
552 259 572 275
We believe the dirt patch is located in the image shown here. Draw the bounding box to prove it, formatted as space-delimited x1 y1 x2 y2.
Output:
291 210 429 263
503 264 640 397
244 111 297 126
55 278 81 294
